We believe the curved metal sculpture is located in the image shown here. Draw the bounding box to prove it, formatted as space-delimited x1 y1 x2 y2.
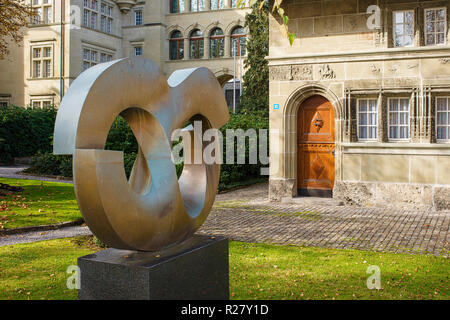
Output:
54 57 229 251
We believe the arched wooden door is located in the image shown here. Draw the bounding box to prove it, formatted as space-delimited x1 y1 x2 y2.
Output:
297 95 335 197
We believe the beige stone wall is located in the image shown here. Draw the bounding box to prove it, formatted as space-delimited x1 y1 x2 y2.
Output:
268 0 450 209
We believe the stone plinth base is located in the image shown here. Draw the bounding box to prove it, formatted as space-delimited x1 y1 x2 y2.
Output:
78 235 229 300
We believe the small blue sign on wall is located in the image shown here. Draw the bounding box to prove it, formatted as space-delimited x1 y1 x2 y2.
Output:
273 104 280 110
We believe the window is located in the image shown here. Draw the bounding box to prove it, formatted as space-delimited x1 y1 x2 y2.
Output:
83 48 98 70
100 52 112 62
169 31 184 60
357 99 378 141
134 9 143 25
170 0 185 13
209 28 224 58
436 97 450 142
30 98 53 108
388 98 410 140
0 98 9 108
211 0 225 10
231 0 238 8
191 0 205 12
32 45 52 78
393 10 414 47
31 0 53 24
189 29 203 59
83 0 98 29
100 2 113 34
134 46 143 56
231 27 246 56
425 8 447 46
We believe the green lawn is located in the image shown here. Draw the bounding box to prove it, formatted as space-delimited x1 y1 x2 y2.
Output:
0 178 81 229
0 237 448 300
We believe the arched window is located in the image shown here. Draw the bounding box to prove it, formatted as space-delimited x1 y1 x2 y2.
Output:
169 30 184 60
231 26 246 56
170 0 185 13
190 0 205 12
211 0 225 10
189 29 204 59
209 28 224 58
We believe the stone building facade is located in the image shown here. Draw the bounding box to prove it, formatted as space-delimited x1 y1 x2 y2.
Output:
0 0 250 108
268 0 450 210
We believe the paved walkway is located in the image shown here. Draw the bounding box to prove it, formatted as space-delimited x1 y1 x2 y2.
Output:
1 170 449 257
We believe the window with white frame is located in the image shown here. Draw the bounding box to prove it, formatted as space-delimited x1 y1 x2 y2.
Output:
388 98 410 140
83 0 98 29
30 98 53 108
425 8 447 46
100 2 113 33
82 48 98 70
134 9 143 25
31 0 53 24
357 99 378 141
211 0 225 10
134 46 142 56
393 10 414 47
436 97 450 142
0 98 9 108
31 45 52 78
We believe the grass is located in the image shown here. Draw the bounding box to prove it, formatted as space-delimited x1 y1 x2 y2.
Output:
0 237 448 300
0 178 81 229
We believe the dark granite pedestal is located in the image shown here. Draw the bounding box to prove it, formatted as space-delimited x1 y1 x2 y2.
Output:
78 235 229 300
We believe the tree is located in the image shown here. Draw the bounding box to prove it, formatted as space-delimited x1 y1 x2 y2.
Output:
239 2 269 112
0 0 35 59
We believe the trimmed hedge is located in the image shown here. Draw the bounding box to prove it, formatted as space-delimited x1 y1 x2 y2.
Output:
0 106 56 164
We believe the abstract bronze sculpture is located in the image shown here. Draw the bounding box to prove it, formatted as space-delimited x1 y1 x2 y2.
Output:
54 57 229 251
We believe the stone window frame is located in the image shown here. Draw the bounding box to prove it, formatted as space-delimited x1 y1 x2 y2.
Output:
392 9 415 48
424 7 447 46
356 98 378 142
191 0 205 12
30 43 54 79
134 8 143 26
30 0 53 25
169 30 184 60
436 96 450 143
387 97 411 142
170 0 185 13
133 46 143 56
82 46 114 71
83 0 99 29
211 0 225 11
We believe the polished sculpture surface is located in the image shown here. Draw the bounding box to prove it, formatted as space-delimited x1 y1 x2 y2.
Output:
54 57 229 251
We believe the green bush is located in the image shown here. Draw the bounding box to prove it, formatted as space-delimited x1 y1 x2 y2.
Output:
0 106 56 164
